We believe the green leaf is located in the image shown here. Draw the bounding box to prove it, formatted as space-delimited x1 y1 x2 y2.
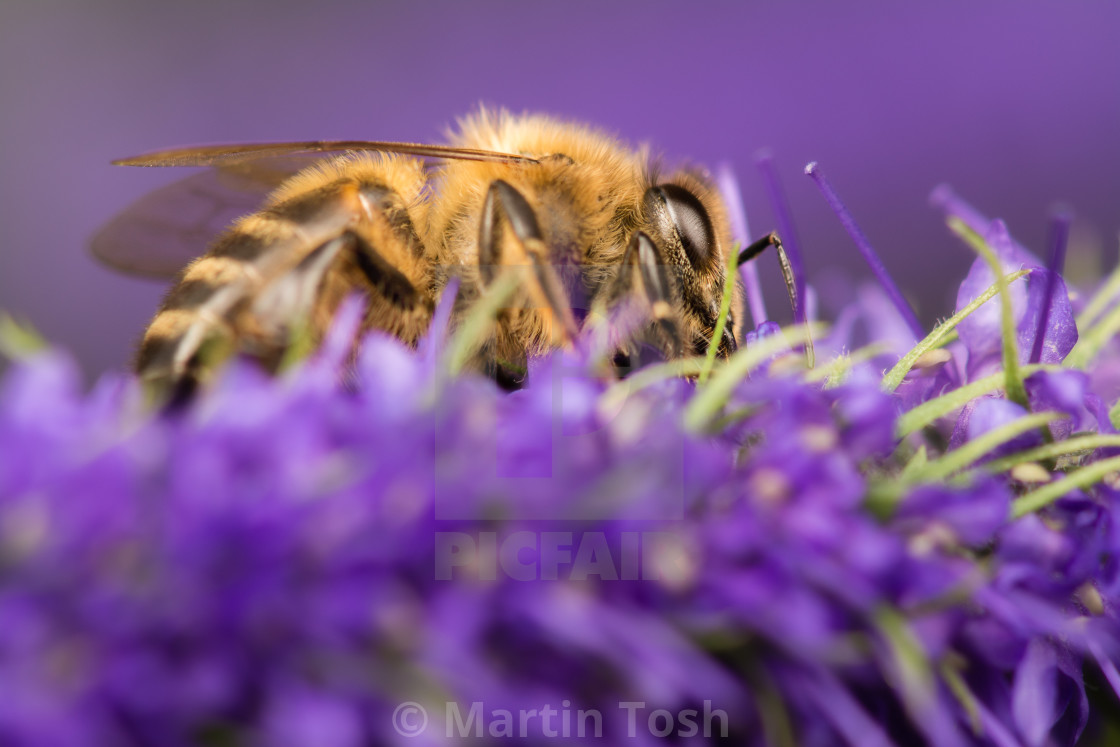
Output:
881 269 1030 392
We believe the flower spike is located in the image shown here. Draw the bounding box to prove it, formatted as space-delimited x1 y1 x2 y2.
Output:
717 163 768 328
806 162 924 341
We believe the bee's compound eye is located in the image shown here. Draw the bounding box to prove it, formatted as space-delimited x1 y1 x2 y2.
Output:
646 185 715 271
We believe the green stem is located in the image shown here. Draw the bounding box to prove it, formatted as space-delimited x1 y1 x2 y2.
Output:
597 357 708 418
1066 299 1120 369
940 659 983 736
0 314 47 360
1012 455 1120 518
881 269 1030 392
894 364 1057 439
804 343 891 387
445 272 521 375
1075 259 1120 329
906 411 1065 483
684 323 820 433
974 434 1120 476
699 243 740 385
874 607 935 723
946 218 1029 409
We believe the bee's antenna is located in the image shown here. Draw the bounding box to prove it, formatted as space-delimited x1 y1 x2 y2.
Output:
737 232 814 367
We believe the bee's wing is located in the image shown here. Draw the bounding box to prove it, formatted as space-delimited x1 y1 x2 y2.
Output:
91 157 320 279
112 140 539 168
93 142 539 279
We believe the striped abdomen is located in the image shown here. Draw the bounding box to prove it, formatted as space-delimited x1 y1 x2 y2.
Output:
136 155 434 393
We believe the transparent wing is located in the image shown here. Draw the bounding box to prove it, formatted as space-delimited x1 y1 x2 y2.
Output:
93 141 539 279
90 158 315 279
112 140 539 168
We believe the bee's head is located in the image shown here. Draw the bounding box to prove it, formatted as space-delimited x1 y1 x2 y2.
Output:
610 171 741 364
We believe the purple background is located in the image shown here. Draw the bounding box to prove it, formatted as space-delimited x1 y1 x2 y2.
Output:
1 1 1117 378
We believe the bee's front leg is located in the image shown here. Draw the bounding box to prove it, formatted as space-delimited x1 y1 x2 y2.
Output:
478 179 580 348
737 231 813 366
603 231 684 363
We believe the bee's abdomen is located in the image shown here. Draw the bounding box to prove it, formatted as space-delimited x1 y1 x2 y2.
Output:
136 234 277 386
136 182 363 383
135 155 433 392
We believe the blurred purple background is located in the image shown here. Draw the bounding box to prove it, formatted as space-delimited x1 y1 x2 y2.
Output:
1 0 1117 378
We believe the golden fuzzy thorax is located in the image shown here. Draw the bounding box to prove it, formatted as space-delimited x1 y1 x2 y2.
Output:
133 108 743 392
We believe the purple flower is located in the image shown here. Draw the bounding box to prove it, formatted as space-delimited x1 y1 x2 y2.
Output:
1 179 1120 746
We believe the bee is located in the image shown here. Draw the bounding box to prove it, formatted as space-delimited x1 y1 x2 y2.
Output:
94 109 792 395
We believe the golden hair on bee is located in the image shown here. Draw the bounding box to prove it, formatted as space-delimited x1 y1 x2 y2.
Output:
94 107 780 397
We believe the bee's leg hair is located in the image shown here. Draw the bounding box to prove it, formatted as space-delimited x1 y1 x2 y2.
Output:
479 179 580 345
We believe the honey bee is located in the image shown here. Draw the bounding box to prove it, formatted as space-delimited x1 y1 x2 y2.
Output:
94 109 791 395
